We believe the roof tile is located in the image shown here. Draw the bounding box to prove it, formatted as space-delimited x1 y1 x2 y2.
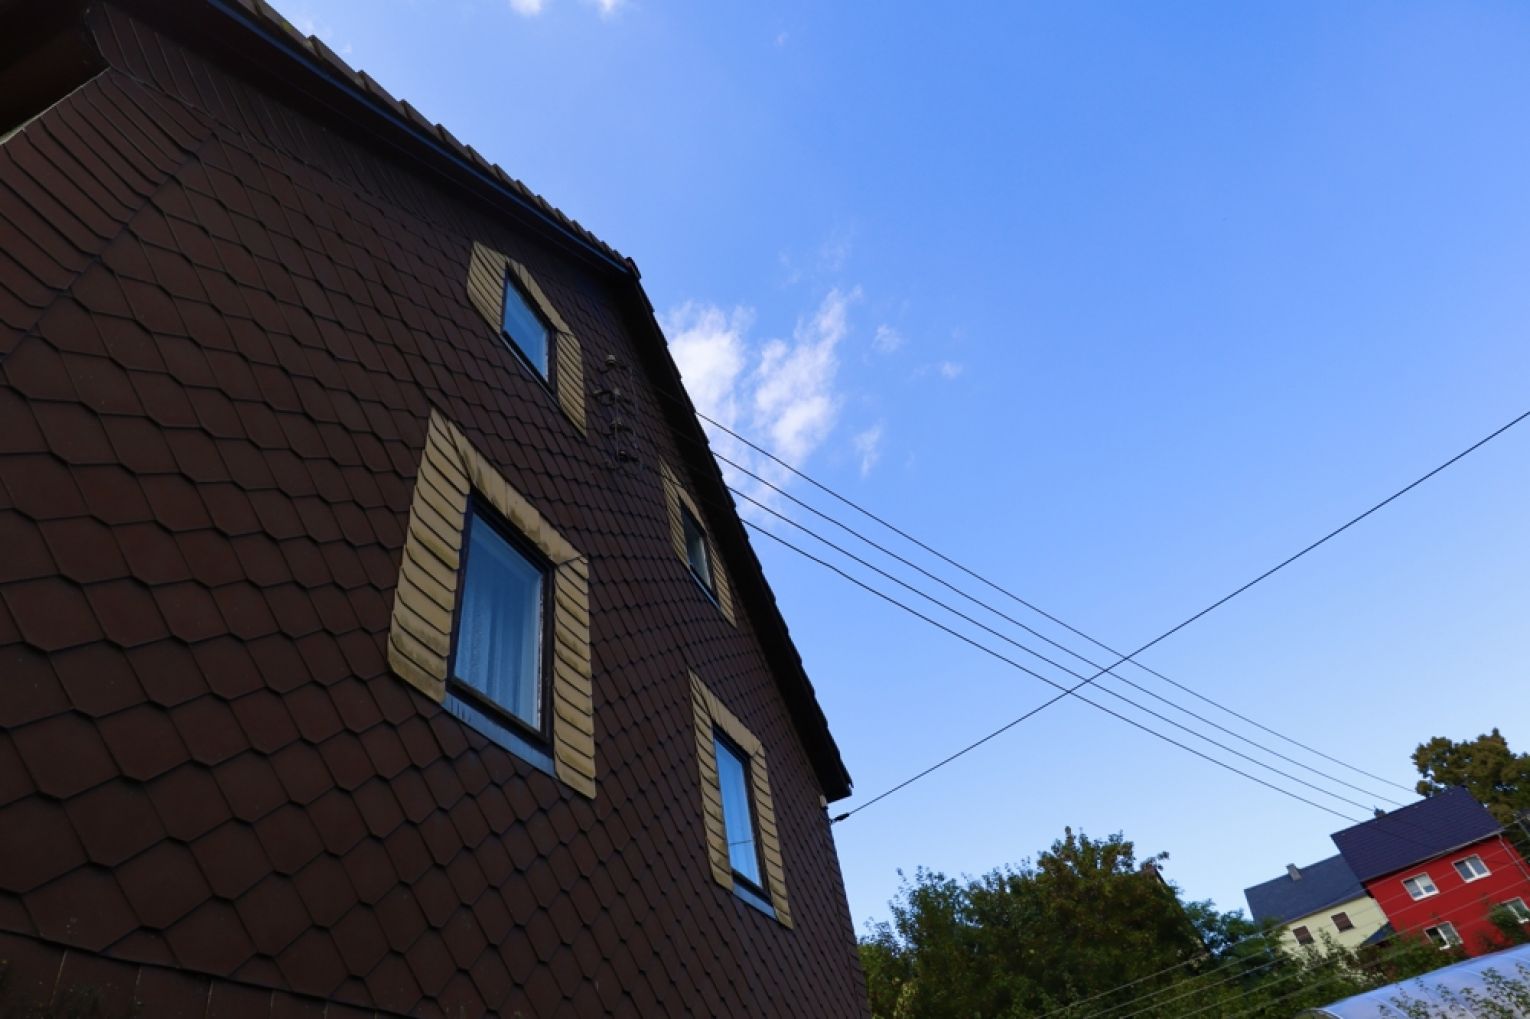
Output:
0 644 69 726
149 764 230 842
292 853 359 926
115 840 209 929
25 866 139 950
237 874 311 955
165 899 257 976
0 798 88 893
12 710 118 797
254 803 325 874
63 782 165 866
172 695 249 765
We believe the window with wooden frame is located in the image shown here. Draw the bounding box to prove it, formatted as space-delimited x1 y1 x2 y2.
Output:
465 241 586 434
1423 922 1461 950
660 460 735 624
1331 911 1354 933
1452 854 1490 882
1292 925 1314 946
1402 873 1438 900
386 411 595 798
690 672 790 926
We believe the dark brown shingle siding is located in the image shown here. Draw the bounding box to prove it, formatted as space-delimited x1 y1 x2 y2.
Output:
0 3 867 1015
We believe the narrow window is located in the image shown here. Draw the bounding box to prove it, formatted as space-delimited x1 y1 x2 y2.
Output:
1503 898 1530 923
451 508 547 733
1292 925 1314 946
1424 923 1461 950
1402 873 1438 900
1331 912 1354 932
501 273 552 378
1452 855 1490 882
713 732 766 897
682 506 713 593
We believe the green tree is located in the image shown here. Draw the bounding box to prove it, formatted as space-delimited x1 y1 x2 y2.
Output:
1413 729 1530 840
859 829 1222 1018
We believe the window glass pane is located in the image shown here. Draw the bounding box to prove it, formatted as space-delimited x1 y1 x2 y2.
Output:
502 277 550 376
453 514 543 727
714 735 762 889
683 509 711 589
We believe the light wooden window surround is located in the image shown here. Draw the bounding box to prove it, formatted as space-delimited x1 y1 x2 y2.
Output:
660 460 736 625
387 410 595 798
690 672 791 927
465 241 586 434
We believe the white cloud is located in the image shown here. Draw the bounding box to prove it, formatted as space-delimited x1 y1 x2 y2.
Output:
509 0 544 14
852 424 884 477
666 288 860 514
936 360 964 379
775 31 789 47
288 12 354 55
872 324 903 354
588 0 624 14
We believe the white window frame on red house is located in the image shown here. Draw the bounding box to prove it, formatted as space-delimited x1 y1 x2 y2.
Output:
1423 922 1462 950
1402 872 1439 900
1503 897 1530 923
1452 854 1490 882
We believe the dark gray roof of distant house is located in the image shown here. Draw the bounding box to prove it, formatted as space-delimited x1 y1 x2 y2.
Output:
1330 787 1502 883
1244 855 1367 926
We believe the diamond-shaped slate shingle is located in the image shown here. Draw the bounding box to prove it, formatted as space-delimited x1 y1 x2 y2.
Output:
0 0 866 1015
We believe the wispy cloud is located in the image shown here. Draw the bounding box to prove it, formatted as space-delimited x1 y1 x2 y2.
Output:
666 288 861 514
872 324 903 354
852 424 884 477
936 360 964 380
508 0 544 14
587 0 624 15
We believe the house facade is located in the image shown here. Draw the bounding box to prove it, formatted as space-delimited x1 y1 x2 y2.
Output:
1243 855 1388 956
0 0 870 1015
1330 788 1530 957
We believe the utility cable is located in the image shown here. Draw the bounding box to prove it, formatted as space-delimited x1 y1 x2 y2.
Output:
738 520 1366 825
678 401 1424 796
828 406 1530 821
725 483 1390 814
718 465 1405 809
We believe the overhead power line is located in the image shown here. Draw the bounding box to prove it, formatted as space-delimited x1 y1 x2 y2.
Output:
718 459 1405 809
828 405 1530 821
725 483 1397 813
686 405 1425 796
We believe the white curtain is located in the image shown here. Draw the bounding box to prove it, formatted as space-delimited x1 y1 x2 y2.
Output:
454 516 543 726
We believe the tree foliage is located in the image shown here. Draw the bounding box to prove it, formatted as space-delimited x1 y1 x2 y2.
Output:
1413 729 1530 834
859 828 1463 1019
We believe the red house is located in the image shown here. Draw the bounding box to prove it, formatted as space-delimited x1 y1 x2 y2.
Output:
1331 787 1530 956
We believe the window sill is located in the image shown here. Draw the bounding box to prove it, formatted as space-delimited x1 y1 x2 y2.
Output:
732 880 777 921
445 690 556 780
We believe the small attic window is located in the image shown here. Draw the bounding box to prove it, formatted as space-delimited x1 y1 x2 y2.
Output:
501 272 551 378
681 506 713 593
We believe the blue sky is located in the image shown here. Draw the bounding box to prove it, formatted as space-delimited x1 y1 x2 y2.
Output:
288 0 1530 929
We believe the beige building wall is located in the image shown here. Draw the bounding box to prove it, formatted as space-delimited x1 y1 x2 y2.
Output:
1277 893 1388 955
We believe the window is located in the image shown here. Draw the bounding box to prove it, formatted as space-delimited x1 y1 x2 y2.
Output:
659 460 735 624
1423 923 1462 950
714 733 765 893
1453 855 1490 882
681 506 713 593
1503 898 1530 923
385 411 596 799
500 273 552 378
1402 873 1439 900
466 243 588 433
1332 912 1354 932
1292 925 1314 946
451 508 547 733
690 673 791 926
